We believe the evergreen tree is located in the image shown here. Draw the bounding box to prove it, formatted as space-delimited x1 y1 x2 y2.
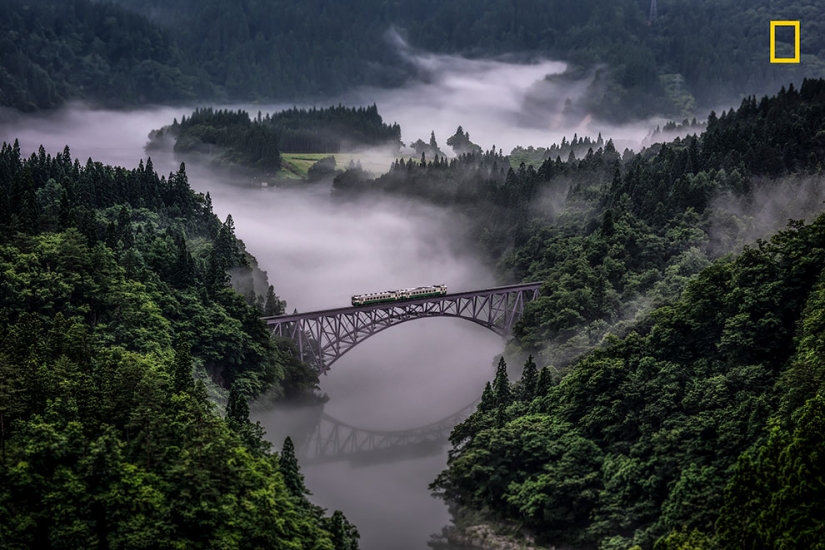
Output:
479 381 495 412
492 357 511 408
519 355 538 402
114 206 134 249
171 235 196 288
495 403 507 428
601 209 615 236
206 247 229 294
326 510 361 550
226 384 250 424
280 436 310 499
536 366 552 397
105 221 118 249
172 339 193 394
13 166 39 233
264 284 285 316
58 190 72 229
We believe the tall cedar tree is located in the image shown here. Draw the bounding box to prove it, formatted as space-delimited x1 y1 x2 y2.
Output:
479 381 495 412
226 384 250 424
280 436 310 499
172 340 193 394
519 355 538 402
492 357 511 407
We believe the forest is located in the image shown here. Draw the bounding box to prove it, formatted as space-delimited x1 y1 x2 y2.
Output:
0 142 359 548
146 105 402 174
412 80 825 547
3 0 825 120
0 0 210 111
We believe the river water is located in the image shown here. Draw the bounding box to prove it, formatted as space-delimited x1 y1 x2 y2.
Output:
1 106 508 549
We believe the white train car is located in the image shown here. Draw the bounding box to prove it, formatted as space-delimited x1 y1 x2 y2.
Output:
351 284 447 306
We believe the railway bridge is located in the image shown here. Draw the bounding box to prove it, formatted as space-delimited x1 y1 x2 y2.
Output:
263 282 542 373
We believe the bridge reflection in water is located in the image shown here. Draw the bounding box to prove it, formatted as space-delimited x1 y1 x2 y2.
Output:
295 401 479 466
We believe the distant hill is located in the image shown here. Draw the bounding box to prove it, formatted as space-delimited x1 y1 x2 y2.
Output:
0 0 213 111
4 0 825 120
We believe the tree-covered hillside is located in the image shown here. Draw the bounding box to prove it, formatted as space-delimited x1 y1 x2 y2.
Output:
103 0 825 119
417 80 825 548
146 105 402 174
338 79 825 370
0 141 358 548
433 213 825 547
0 0 211 111
4 0 825 119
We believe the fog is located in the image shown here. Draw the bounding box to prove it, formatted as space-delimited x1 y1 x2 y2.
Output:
195 170 504 550
0 38 698 548
709 174 825 255
339 31 659 156
217 31 661 160
1 104 508 550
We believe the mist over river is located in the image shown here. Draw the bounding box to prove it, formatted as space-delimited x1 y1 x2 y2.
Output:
1 107 513 549
0 44 663 543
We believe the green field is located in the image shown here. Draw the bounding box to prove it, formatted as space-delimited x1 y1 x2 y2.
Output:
280 152 405 180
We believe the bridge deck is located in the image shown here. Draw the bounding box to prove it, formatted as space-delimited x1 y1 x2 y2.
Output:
261 282 543 323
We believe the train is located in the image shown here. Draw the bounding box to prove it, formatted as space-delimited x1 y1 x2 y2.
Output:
351 284 447 306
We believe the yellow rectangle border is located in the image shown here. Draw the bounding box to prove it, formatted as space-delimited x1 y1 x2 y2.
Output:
770 21 800 63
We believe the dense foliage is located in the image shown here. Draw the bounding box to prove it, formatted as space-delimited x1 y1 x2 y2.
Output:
0 142 357 547
149 105 401 173
5 0 825 119
0 142 311 394
433 213 825 548
342 78 825 369
266 104 402 154
426 80 825 547
0 0 209 111
105 0 825 120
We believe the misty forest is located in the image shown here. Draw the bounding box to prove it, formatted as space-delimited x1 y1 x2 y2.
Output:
2 0 825 549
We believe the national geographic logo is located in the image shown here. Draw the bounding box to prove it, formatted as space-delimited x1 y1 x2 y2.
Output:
770 21 800 63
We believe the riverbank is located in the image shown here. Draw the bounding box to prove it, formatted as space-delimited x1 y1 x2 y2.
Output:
434 507 562 550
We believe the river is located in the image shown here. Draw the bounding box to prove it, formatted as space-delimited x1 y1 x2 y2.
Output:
1 106 508 549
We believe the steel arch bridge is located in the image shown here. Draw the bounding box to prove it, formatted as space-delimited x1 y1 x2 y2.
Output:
296 401 479 465
263 283 542 373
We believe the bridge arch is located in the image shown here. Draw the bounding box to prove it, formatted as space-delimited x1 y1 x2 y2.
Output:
263 283 542 373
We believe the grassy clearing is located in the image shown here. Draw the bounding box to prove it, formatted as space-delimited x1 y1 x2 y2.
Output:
280 154 321 178
279 152 402 180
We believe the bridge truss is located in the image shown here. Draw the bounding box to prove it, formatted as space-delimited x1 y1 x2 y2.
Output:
263 283 542 373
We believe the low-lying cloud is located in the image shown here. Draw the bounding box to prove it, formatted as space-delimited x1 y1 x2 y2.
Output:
335 30 662 157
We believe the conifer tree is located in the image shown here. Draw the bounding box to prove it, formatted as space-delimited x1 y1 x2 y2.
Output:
105 221 118 249
172 235 195 288
57 190 72 229
280 436 310 499
519 355 538 402
492 357 511 408
479 381 495 412
326 510 361 550
264 285 285 316
172 340 193 394
536 366 553 397
13 166 39 233
495 403 507 428
226 384 250 424
206 247 229 294
601 209 615 236
78 209 97 246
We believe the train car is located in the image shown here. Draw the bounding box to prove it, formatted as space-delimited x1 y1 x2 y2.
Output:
351 284 447 306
